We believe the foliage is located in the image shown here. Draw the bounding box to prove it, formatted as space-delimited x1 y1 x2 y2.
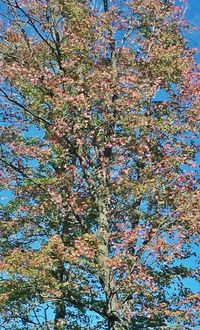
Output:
0 0 199 329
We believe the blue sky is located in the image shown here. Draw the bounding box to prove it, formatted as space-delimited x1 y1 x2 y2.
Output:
0 0 199 327
185 0 200 59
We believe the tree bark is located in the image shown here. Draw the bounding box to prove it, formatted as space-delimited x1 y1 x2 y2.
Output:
54 263 66 330
97 174 130 329
54 302 66 330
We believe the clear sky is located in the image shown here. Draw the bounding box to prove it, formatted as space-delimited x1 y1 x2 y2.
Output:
185 0 200 60
0 0 199 327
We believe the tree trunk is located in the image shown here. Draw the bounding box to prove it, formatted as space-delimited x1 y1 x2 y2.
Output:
54 263 66 330
97 185 130 329
54 301 66 330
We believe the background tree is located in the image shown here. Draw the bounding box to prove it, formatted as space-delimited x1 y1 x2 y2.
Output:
0 0 199 329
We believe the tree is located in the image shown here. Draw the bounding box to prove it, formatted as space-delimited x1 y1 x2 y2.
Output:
0 0 199 329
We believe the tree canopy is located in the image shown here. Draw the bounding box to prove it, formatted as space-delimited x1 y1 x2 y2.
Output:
0 0 199 329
